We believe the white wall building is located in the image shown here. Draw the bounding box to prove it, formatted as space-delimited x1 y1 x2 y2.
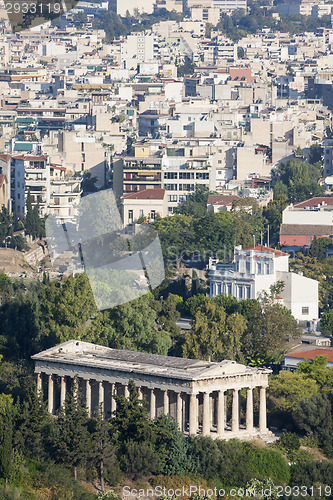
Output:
209 244 318 322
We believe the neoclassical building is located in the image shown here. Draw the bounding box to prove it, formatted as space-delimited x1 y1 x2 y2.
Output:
32 340 273 440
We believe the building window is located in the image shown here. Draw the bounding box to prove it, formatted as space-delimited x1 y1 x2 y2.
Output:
238 286 243 299
167 195 178 202
257 263 262 274
128 210 133 223
150 210 156 221
139 209 143 218
227 283 232 295
246 286 251 299
17 194 20 199
302 307 309 315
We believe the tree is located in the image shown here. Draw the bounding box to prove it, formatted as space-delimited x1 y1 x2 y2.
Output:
293 393 333 457
320 309 333 336
241 297 301 366
111 380 152 444
309 237 332 261
278 158 324 203
24 189 35 237
153 414 196 475
50 381 91 479
183 298 245 362
0 206 13 245
175 185 210 217
268 371 318 413
0 394 14 484
91 406 114 492
308 143 323 165
14 391 51 460
297 355 333 391
98 294 172 355
263 192 289 240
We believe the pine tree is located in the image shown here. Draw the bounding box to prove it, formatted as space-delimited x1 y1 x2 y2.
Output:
0 394 14 484
14 391 51 459
91 405 114 492
111 379 151 444
50 380 91 479
24 189 35 237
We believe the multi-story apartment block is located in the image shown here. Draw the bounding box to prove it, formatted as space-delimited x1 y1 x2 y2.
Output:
120 33 156 69
11 154 50 220
113 145 163 198
162 153 215 213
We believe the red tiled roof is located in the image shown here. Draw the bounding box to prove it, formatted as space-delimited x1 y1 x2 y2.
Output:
51 165 66 171
11 155 48 161
280 224 333 236
293 197 333 209
0 154 10 162
207 194 240 206
285 348 333 362
121 188 165 201
242 244 289 257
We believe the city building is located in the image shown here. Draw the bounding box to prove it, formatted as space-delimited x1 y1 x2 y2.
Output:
280 197 333 248
209 244 319 321
120 188 167 225
284 346 333 371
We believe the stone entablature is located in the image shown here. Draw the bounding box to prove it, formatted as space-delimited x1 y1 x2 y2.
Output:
32 340 273 441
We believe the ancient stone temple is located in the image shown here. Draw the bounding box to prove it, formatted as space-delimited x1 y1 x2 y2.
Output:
32 340 272 440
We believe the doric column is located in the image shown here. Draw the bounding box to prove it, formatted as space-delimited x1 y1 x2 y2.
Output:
246 387 253 432
224 392 228 426
202 392 210 436
163 390 169 415
48 374 54 414
99 381 104 417
189 393 198 435
124 384 129 398
259 387 267 433
176 392 182 430
37 373 42 396
86 380 91 417
73 377 79 403
111 383 117 415
231 388 239 433
217 390 225 437
150 388 156 419
60 376 66 408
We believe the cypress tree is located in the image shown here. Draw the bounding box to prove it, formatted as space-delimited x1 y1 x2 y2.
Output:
0 394 14 484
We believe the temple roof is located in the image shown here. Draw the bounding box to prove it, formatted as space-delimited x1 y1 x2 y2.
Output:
32 340 269 381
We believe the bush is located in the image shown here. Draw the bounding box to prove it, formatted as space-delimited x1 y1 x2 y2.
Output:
119 440 157 478
279 432 301 452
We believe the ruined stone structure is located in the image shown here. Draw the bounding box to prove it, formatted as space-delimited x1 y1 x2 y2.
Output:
32 340 272 440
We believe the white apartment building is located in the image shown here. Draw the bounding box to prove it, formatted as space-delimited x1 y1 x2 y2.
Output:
162 154 216 213
212 0 247 12
120 34 156 69
209 245 318 322
187 0 246 14
110 0 155 16
11 155 50 220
